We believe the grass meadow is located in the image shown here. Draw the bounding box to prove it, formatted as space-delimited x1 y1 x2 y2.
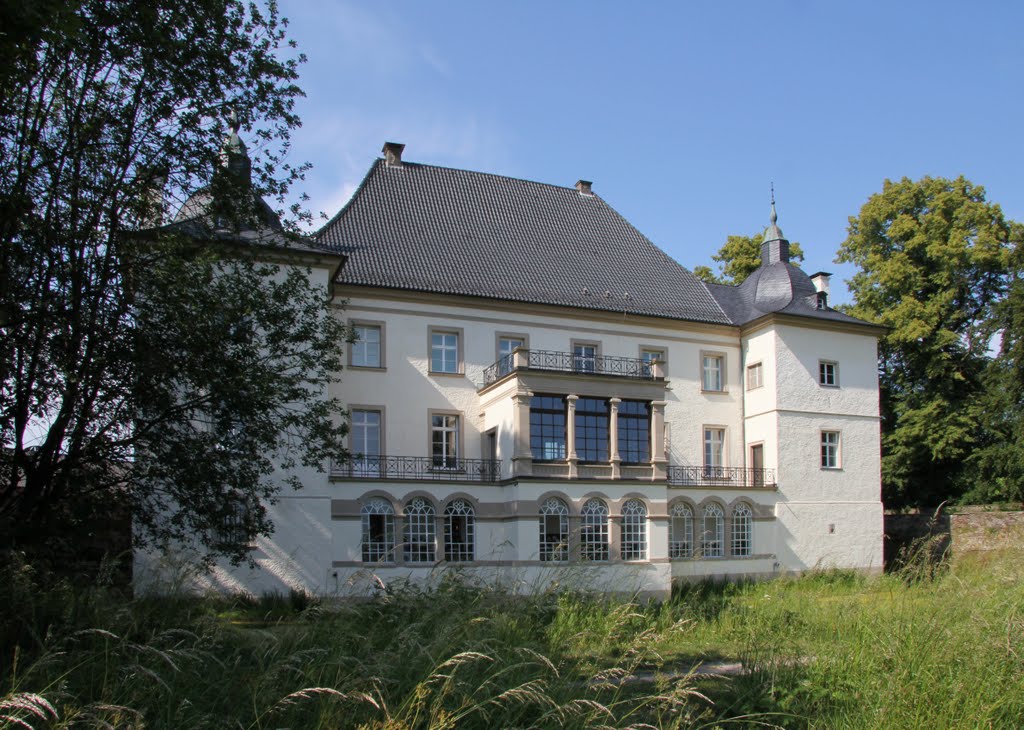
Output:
2 545 1023 729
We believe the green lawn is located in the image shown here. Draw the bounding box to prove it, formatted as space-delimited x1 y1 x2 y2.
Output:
3 548 1023 728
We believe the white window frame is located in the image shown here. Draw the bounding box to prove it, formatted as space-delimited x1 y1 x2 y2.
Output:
580 498 609 562
350 408 383 476
349 321 384 369
821 430 841 469
361 497 395 563
538 497 569 562
572 340 600 373
430 412 460 469
731 503 753 557
403 497 436 563
701 352 725 392
620 499 648 561
429 327 463 375
443 499 475 562
819 360 839 387
639 346 667 377
496 334 527 376
701 503 724 558
703 426 725 478
669 503 694 559
746 361 763 390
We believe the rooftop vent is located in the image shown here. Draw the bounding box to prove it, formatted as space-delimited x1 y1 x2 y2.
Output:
575 179 593 196
810 271 832 309
382 141 405 167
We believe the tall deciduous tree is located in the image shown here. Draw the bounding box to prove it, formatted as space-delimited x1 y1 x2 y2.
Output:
837 176 1018 507
0 0 349 565
694 233 804 285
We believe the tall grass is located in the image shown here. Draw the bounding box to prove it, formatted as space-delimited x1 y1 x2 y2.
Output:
2 547 1023 728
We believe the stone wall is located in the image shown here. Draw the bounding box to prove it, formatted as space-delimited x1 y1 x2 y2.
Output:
883 508 1024 569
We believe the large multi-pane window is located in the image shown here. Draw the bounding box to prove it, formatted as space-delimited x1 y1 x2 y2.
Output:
701 503 724 558
669 503 694 558
538 498 569 562
498 336 524 375
351 324 382 368
216 494 251 548
732 503 753 557
702 354 724 391
431 414 459 468
573 343 597 373
530 396 566 460
703 427 725 477
361 498 395 562
443 499 475 562
351 409 381 476
431 331 459 373
403 498 436 563
620 499 647 561
618 400 650 463
575 398 609 462
580 498 609 561
821 430 840 469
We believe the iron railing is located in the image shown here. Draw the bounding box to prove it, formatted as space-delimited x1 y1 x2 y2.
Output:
331 455 501 482
667 466 776 488
483 349 658 387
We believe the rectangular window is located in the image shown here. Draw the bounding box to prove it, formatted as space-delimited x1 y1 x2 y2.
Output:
573 342 598 373
746 362 763 390
498 336 525 375
530 395 566 461
618 400 650 463
821 431 840 469
216 494 252 548
702 354 724 392
704 427 725 478
575 397 609 462
351 409 382 476
640 348 665 377
819 360 838 387
351 324 382 368
431 414 459 468
430 329 460 374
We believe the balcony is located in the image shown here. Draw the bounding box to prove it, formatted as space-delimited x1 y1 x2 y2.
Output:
483 349 662 388
667 466 776 488
330 455 501 483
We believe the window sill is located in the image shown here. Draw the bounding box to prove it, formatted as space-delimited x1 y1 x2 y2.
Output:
429 371 464 378
700 388 727 395
818 384 840 389
820 466 843 472
349 365 387 372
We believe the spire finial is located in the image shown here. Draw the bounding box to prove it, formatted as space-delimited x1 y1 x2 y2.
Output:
769 182 777 226
227 107 241 134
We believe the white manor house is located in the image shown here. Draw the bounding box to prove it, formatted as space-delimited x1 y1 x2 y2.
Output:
146 141 884 598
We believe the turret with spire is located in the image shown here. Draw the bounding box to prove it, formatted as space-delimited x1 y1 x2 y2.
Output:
761 185 791 266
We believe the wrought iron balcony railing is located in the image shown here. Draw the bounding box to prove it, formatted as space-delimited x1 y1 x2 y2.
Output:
667 466 776 488
330 455 501 483
483 349 660 387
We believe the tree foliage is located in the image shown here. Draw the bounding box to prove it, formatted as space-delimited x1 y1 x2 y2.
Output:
837 175 1022 506
694 232 804 285
0 0 348 565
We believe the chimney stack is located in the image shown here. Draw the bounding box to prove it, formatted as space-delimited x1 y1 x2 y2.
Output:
575 179 593 196
382 141 405 167
810 271 832 309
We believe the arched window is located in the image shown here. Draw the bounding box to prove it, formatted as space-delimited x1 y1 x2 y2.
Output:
731 503 753 557
701 503 724 558
444 499 475 562
361 498 395 562
539 497 569 562
580 498 609 562
669 503 694 559
620 499 647 561
403 498 436 563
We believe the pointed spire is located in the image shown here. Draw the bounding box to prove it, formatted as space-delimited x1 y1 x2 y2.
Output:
219 106 251 182
761 183 790 265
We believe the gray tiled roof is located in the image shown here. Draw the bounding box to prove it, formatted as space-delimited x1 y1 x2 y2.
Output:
316 159 731 324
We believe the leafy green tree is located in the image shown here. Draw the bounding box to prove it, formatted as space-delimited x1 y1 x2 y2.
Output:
694 233 804 285
837 176 1019 507
0 0 348 565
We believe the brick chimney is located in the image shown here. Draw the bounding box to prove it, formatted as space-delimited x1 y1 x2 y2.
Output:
382 141 405 167
575 179 593 196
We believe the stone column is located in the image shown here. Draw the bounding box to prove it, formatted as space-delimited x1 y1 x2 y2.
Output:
650 400 667 480
511 391 533 477
512 346 529 371
609 397 621 479
566 394 579 479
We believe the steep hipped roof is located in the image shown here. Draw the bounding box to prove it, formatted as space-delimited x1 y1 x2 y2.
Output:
316 157 731 324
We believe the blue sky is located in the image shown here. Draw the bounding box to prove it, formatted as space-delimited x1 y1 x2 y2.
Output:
279 1 1024 305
